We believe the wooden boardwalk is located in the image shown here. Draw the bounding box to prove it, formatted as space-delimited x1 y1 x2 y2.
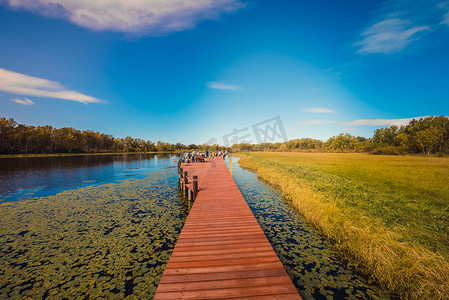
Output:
154 157 301 299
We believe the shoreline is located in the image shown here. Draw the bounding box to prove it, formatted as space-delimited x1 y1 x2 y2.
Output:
0 151 185 159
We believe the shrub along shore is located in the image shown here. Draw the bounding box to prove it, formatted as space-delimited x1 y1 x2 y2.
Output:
235 152 449 299
0 151 181 159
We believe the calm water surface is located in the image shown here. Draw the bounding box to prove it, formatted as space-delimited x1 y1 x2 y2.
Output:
0 153 181 202
0 153 190 299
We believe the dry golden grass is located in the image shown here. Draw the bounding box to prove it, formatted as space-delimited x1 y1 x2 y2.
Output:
236 152 449 299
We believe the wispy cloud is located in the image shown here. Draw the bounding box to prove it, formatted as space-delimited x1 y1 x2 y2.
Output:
296 120 338 125
0 68 102 104
302 107 337 114
355 18 430 54
436 1 449 25
297 116 430 127
354 0 449 54
2 0 245 35
443 10 449 25
343 116 430 126
343 128 356 132
12 98 34 105
207 81 241 90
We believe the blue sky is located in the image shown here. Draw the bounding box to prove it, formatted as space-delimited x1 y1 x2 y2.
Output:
1 0 448 145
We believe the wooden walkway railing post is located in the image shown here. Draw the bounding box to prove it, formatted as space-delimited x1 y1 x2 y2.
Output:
179 167 184 191
193 175 198 200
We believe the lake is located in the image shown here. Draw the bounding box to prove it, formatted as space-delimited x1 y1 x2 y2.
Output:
0 153 190 299
0 153 181 202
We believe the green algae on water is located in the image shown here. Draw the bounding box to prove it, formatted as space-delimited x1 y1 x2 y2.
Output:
0 169 189 299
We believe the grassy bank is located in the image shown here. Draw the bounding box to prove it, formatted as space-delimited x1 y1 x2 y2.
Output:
235 152 449 299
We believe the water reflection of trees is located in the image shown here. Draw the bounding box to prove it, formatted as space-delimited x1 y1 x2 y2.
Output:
0 153 176 173
0 153 181 198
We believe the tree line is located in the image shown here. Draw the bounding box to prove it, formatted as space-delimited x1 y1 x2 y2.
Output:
2 116 448 155
0 117 228 154
232 116 449 155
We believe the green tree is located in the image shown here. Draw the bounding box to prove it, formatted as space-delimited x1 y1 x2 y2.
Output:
326 133 358 151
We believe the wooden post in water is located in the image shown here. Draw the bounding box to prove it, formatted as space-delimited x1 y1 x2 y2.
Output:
193 175 198 200
184 171 189 197
180 168 185 191
230 157 232 176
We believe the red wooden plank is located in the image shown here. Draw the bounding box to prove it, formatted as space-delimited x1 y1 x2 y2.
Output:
161 262 285 276
176 233 268 242
154 284 298 299
159 268 288 284
171 246 274 257
171 244 271 253
156 275 292 292
168 253 279 264
166 256 281 268
234 294 302 300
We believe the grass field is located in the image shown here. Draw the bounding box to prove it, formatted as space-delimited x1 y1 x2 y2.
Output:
235 152 449 299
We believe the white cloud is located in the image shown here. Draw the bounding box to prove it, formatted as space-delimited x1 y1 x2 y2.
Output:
355 18 430 54
302 107 337 114
443 10 449 25
0 68 102 104
297 116 430 127
343 128 356 132
436 1 449 25
296 120 338 125
207 81 241 90
3 0 245 35
12 98 34 105
343 116 430 126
